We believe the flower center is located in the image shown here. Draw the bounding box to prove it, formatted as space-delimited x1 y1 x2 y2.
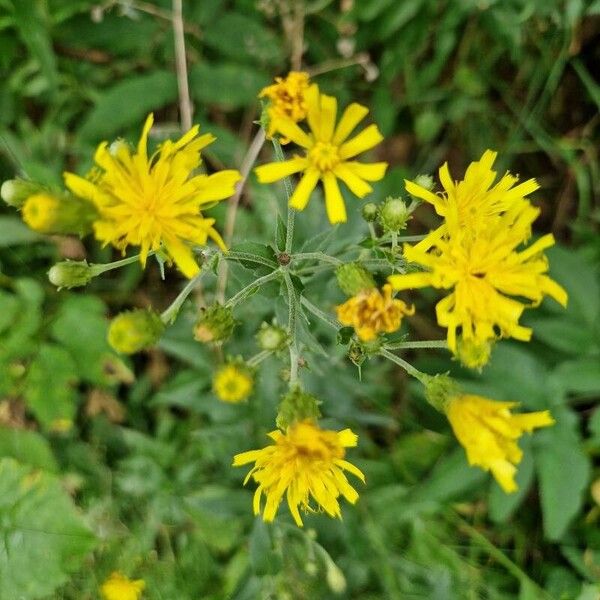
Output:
308 141 340 172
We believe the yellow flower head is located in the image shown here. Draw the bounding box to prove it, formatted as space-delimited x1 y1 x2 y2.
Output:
101 572 145 600
336 283 414 342
389 205 567 361
233 420 365 526
213 363 253 403
259 71 311 140
405 149 539 230
64 114 242 278
446 394 554 492
255 86 387 224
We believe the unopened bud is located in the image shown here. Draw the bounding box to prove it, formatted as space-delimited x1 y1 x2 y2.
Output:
48 260 94 289
335 262 375 296
194 303 235 343
21 192 98 236
413 174 435 191
361 202 378 223
1 178 44 208
108 308 165 354
276 387 321 429
256 322 288 351
456 336 493 371
325 561 347 594
423 373 460 413
378 196 410 233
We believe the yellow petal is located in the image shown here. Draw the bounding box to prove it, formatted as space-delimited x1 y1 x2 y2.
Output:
163 236 200 278
289 168 320 211
255 158 307 183
137 113 154 158
388 272 433 290
405 179 444 210
345 161 387 181
333 103 369 145
322 172 346 224
194 170 242 203
318 93 337 142
339 124 383 160
438 162 454 193
272 118 313 148
333 164 372 198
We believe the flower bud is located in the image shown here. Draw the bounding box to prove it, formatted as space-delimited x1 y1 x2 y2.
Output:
21 192 98 236
412 174 435 191
48 260 94 289
276 387 321 430
325 561 347 594
194 303 235 343
361 202 378 223
423 373 460 413
378 196 410 233
335 262 375 296
107 308 165 354
256 322 288 351
1 178 44 208
456 336 493 370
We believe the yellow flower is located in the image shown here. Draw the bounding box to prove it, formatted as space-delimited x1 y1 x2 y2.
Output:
255 86 387 224
64 114 241 278
404 149 539 231
213 363 253 403
259 71 311 141
101 572 145 600
336 284 414 342
233 420 365 526
446 394 554 492
389 206 567 360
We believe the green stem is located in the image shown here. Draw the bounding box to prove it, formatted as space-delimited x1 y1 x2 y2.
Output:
225 269 281 308
247 349 272 368
391 231 398 250
224 250 277 269
300 295 340 330
379 347 429 384
283 272 299 386
293 252 343 266
271 138 296 253
384 340 448 350
160 270 204 324
89 251 154 276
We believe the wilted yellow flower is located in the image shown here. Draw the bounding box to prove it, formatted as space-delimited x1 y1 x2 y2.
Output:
101 572 145 600
64 114 241 278
404 149 539 232
446 394 554 492
259 71 311 140
336 284 414 342
389 205 567 361
233 420 364 526
213 363 253 403
255 86 387 224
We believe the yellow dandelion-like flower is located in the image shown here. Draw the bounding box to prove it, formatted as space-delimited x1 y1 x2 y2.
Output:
336 283 414 342
233 420 365 526
446 394 554 492
255 86 387 224
213 363 253 403
405 149 539 232
64 114 242 278
259 71 311 141
101 572 145 600
388 206 567 360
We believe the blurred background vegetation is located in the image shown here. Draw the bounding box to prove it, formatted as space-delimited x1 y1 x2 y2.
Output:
0 0 599 598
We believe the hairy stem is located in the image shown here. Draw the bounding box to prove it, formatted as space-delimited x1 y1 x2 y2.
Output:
160 270 204 324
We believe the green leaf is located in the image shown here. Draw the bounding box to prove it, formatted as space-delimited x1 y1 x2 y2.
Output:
0 458 96 599
78 71 178 141
0 426 57 472
535 408 591 540
190 63 269 109
275 214 287 252
23 344 78 430
549 358 600 397
0 216 43 246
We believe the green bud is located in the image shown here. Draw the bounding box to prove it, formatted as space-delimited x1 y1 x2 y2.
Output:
361 202 378 223
347 339 367 367
423 373 460 413
194 303 235 343
21 192 98 236
456 336 493 371
335 262 375 296
1 178 45 208
276 386 321 429
413 174 435 191
325 561 347 594
48 260 94 289
256 321 288 351
378 196 410 233
108 308 165 354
